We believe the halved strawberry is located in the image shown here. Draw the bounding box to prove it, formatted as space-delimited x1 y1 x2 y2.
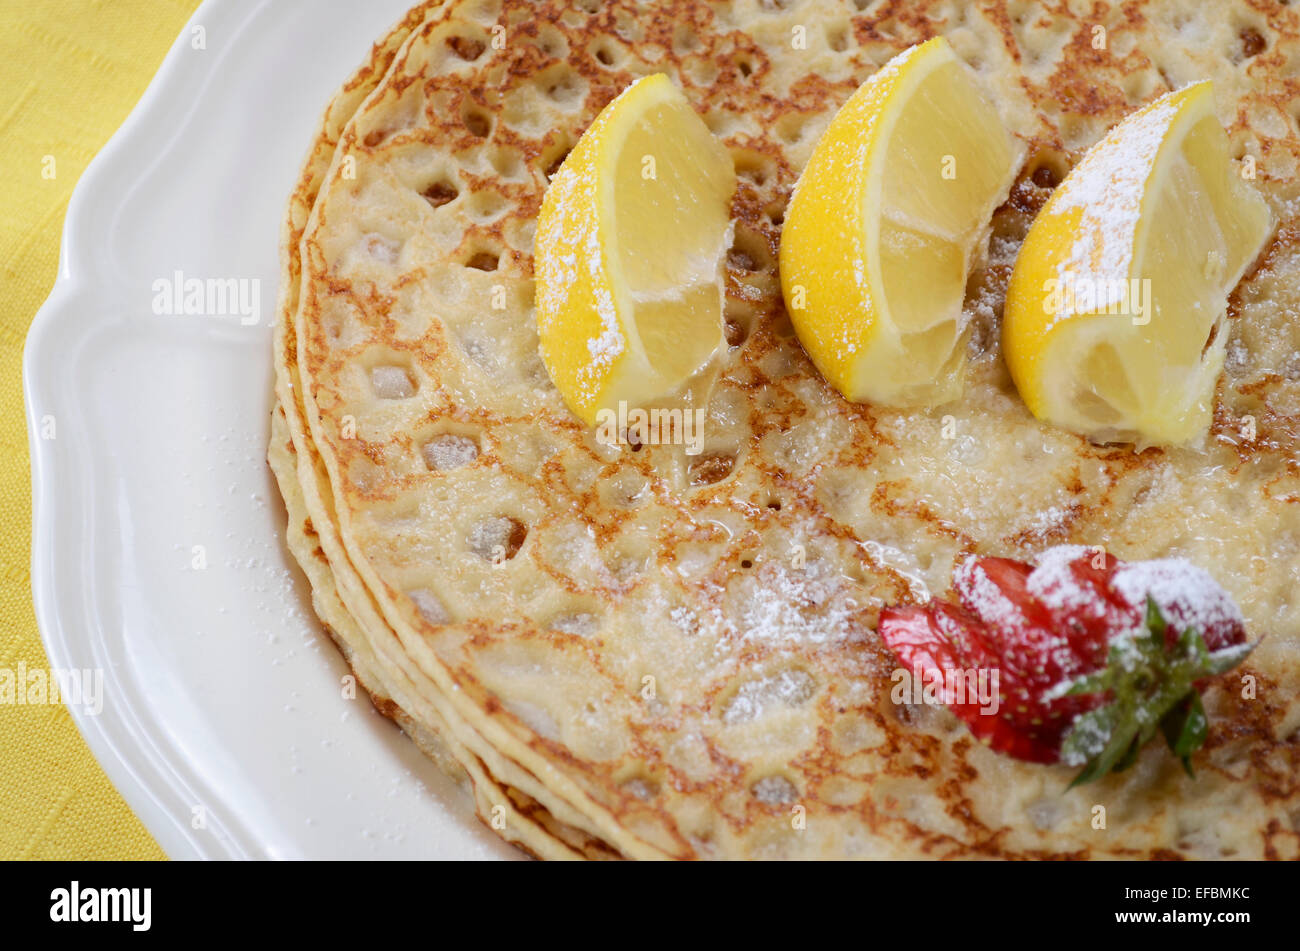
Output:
878 546 1254 784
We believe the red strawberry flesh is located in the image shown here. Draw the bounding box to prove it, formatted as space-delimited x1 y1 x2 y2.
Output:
878 546 1250 773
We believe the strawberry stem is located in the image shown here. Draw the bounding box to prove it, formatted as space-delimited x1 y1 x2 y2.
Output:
1160 692 1208 779
1059 597 1252 787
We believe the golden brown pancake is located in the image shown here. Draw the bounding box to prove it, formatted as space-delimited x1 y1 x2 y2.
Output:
275 0 1300 858
272 0 632 858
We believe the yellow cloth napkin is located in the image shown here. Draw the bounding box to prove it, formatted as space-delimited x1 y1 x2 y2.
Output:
0 0 202 860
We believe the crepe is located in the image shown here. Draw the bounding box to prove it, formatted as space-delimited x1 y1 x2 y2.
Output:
271 1 626 858
274 0 1300 859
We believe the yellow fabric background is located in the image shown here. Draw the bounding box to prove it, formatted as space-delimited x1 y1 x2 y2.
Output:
0 0 201 860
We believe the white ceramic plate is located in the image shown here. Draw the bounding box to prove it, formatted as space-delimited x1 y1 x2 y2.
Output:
24 0 516 860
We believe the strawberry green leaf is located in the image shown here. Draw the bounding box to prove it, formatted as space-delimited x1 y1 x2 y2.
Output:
1059 599 1252 787
1113 735 1143 773
1064 705 1123 788
1160 693 1207 779
1207 642 1254 675
1059 668 1110 698
1145 595 1166 640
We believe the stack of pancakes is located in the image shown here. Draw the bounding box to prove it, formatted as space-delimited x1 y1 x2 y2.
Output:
270 0 1300 859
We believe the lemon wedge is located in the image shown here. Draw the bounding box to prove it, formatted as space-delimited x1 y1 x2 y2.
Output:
534 74 735 428
1004 82 1274 447
779 37 1020 407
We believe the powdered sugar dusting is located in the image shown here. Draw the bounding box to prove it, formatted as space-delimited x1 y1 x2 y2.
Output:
1025 544 1100 617
721 669 816 724
1110 557 1244 636
1049 91 1182 322
958 549 1084 673
421 433 479 471
1025 544 1244 641
792 42 920 361
584 223 624 366
535 158 627 405
533 81 642 406
732 558 861 647
955 555 1027 630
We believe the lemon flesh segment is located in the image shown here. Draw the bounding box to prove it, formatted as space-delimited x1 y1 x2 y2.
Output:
534 74 735 427
1003 82 1274 447
779 37 1021 407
